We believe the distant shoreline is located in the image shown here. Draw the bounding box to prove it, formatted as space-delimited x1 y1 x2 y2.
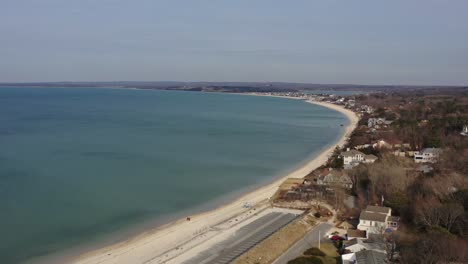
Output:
65 93 359 264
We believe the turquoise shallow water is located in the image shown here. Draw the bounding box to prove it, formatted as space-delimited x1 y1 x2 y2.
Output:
0 87 347 263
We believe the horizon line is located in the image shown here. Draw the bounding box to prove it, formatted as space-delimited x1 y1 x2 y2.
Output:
0 80 467 88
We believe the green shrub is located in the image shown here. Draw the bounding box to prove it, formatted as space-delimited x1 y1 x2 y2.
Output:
288 256 323 264
309 257 324 264
303 247 326 256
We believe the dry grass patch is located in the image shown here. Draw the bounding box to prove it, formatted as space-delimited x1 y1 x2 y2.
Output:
317 243 339 258
233 215 316 264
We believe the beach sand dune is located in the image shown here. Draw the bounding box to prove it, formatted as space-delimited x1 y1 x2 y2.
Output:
71 100 358 264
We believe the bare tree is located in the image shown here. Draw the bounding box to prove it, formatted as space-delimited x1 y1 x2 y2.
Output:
414 195 442 227
439 203 464 232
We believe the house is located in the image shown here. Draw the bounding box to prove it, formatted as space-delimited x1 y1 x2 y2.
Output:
364 154 378 164
373 139 410 150
373 139 392 149
342 149 365 169
342 249 387 264
367 118 393 129
461 125 468 136
346 100 356 108
355 144 373 150
391 151 406 157
360 105 373 114
317 168 353 189
413 148 442 163
418 119 429 127
344 238 386 254
387 216 400 230
357 206 396 235
342 149 378 169
417 164 433 174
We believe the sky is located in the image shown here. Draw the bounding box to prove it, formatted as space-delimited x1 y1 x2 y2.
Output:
1 0 468 85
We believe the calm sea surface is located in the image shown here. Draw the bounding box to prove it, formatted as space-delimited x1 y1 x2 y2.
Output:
0 87 347 263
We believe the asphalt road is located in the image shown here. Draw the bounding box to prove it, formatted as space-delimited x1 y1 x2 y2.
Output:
272 222 333 264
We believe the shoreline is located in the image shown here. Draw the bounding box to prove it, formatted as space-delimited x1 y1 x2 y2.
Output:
65 96 359 264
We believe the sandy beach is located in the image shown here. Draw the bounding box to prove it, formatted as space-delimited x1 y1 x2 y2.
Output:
71 98 359 264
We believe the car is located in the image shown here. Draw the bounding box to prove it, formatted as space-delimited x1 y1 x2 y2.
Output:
330 235 345 241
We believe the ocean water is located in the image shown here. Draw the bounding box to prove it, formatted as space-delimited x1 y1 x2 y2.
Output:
0 87 347 263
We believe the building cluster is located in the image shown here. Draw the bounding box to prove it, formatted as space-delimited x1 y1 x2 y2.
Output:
341 205 399 264
367 117 393 130
413 148 443 163
341 149 378 170
352 137 442 165
355 138 410 152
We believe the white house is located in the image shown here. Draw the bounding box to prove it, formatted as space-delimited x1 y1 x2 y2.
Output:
342 149 378 169
342 149 364 169
354 144 373 150
413 148 442 163
357 206 396 235
373 139 411 150
461 125 468 136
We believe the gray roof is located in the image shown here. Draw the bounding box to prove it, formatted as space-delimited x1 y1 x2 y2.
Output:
342 149 364 157
321 170 352 184
366 206 391 214
356 250 387 264
418 165 433 173
421 148 442 154
345 238 387 253
344 238 359 247
360 211 388 222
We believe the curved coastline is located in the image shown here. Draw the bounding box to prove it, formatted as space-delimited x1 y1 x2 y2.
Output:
65 96 359 264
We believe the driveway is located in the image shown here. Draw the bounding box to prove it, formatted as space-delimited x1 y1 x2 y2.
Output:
272 222 333 264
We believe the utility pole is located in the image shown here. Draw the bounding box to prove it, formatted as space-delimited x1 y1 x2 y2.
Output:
319 230 321 249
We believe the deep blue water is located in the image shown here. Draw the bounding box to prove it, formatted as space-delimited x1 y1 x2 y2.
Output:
0 87 347 263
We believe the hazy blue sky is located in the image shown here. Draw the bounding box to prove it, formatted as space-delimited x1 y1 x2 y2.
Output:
1 0 468 85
